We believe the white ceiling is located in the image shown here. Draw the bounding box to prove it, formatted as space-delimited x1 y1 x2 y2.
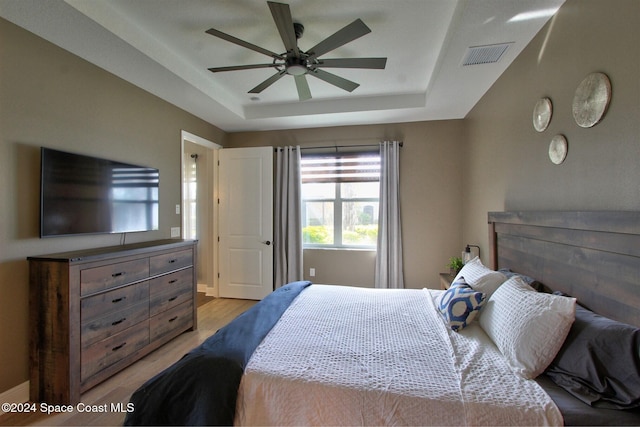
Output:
0 0 564 132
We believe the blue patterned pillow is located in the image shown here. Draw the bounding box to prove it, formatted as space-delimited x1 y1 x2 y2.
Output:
438 277 486 332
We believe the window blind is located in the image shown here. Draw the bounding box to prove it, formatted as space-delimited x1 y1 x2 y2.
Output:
301 153 380 183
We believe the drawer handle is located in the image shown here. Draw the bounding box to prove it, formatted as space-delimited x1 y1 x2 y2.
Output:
168 316 178 323
111 317 126 326
112 272 125 278
112 342 127 352
112 297 127 304
168 296 178 302
168 279 177 284
168 259 177 264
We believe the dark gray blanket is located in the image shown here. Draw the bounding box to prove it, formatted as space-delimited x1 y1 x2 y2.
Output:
123 280 311 426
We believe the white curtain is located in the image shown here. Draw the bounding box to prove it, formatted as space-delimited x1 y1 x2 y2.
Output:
375 141 404 289
274 146 303 288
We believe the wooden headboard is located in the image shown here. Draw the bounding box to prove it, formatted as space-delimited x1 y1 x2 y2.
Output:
488 211 640 328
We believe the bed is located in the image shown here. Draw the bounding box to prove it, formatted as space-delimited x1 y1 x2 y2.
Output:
124 211 640 426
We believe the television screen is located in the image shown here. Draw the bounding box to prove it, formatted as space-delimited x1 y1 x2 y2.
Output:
40 147 159 237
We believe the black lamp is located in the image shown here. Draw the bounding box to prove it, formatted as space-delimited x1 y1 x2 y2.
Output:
462 244 480 264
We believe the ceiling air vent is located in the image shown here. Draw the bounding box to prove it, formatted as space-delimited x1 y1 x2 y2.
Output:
462 43 513 66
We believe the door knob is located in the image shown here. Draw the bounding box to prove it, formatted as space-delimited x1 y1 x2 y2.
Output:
263 240 271 245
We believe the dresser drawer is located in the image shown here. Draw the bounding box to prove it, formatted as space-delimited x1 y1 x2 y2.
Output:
80 258 149 296
81 300 149 347
149 301 193 342
81 320 149 382
150 249 193 276
149 268 194 316
81 281 149 323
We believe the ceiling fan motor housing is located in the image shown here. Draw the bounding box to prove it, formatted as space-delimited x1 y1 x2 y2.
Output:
285 55 308 75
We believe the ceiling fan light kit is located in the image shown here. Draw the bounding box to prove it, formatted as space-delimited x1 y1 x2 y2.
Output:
206 1 387 101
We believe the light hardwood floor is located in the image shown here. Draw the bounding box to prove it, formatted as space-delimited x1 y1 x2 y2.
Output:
0 297 257 426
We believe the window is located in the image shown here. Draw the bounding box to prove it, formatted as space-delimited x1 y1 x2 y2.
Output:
301 152 380 248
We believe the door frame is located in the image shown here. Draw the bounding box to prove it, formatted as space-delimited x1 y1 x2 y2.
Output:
180 130 221 297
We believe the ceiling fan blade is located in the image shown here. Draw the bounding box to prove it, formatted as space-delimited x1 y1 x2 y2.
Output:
206 28 283 60
268 1 299 56
294 74 312 101
248 70 287 94
310 69 359 92
307 19 371 60
316 57 387 69
208 63 278 73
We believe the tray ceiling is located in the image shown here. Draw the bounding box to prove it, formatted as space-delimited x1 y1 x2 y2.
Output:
0 0 565 131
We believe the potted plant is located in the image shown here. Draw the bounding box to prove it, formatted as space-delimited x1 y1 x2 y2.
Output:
446 256 464 275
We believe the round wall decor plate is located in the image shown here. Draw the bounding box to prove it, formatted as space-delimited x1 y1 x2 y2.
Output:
533 97 552 132
549 134 568 164
572 72 611 128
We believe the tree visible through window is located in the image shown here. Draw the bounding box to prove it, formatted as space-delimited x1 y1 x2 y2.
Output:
301 152 380 248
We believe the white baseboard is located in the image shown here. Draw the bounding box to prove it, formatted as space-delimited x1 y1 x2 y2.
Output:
197 283 217 297
0 381 29 414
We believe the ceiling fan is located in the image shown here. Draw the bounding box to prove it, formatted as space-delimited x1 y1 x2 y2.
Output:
206 1 387 101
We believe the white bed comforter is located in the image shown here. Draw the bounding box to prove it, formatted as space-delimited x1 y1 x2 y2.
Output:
236 285 562 426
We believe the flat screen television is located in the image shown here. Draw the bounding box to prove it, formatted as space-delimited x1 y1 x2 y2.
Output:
40 147 159 237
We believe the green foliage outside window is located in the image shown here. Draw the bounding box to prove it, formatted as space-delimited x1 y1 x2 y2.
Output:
343 225 378 245
303 225 332 244
303 224 378 246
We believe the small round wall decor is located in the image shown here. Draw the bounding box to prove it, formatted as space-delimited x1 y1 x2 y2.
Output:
533 97 552 132
549 134 568 165
572 72 611 128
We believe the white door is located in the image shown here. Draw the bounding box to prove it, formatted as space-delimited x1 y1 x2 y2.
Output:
218 147 273 300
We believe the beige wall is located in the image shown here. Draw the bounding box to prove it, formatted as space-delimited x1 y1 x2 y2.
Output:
0 18 225 393
226 120 465 289
461 0 640 256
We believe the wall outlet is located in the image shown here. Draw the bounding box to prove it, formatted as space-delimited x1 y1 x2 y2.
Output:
309 268 316 277
170 227 181 238
175 204 180 215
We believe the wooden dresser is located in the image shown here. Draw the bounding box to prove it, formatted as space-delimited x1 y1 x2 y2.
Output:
28 239 197 404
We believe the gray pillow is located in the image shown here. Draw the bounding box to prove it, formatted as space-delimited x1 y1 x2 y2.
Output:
545 304 640 409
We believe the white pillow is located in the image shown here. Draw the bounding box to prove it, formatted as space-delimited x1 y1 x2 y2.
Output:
479 277 576 379
453 256 506 298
